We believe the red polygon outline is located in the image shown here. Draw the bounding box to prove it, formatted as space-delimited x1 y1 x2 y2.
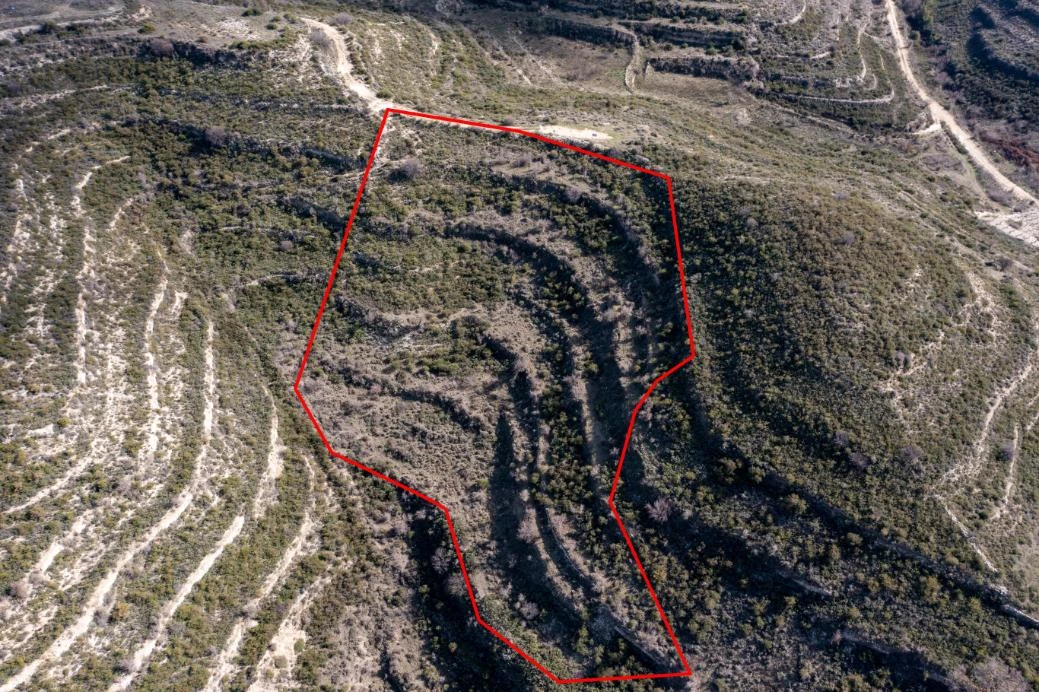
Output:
293 108 697 684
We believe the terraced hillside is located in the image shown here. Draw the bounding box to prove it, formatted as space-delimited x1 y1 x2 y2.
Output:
299 115 698 681
1 0 1038 690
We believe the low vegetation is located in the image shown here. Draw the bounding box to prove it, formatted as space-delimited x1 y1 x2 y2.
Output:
0 0 1037 689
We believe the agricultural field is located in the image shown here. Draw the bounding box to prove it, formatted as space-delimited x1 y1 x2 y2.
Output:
0 0 1038 690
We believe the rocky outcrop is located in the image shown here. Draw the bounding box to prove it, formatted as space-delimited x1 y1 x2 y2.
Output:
139 38 243 67
649 51 759 82
624 19 747 49
526 15 635 46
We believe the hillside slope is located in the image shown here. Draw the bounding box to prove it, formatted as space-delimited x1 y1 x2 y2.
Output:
1 0 1038 689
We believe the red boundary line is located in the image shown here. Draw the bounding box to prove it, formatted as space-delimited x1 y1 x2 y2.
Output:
292 108 697 684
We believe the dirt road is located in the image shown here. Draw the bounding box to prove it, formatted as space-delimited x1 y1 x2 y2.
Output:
884 0 1036 207
302 18 395 117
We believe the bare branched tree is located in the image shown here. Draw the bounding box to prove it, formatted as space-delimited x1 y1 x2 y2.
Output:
647 497 673 523
431 546 454 575
309 28 332 49
515 593 540 620
973 657 1029 692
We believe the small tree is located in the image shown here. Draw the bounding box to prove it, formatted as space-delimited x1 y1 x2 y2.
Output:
393 157 423 181
8 580 29 600
431 546 453 575
848 451 870 472
435 0 463 15
785 494 808 515
893 350 909 368
148 38 175 58
997 441 1015 462
515 593 539 620
900 445 922 462
203 126 227 148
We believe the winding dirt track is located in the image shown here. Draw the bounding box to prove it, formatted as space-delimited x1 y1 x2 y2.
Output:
302 17 612 144
884 0 1037 208
301 18 395 116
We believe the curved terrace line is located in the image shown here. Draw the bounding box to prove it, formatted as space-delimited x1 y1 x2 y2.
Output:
292 107 697 684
